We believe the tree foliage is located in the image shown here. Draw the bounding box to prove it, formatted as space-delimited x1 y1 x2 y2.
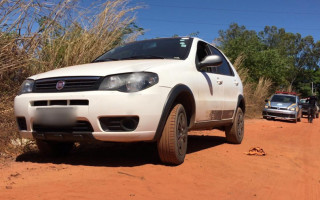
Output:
217 23 320 98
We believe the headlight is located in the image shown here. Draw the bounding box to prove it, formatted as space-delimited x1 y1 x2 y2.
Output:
289 107 296 111
18 79 34 95
99 72 159 92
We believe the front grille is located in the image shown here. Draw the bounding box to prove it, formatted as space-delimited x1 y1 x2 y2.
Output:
34 77 102 92
32 100 89 106
270 107 287 110
33 121 93 133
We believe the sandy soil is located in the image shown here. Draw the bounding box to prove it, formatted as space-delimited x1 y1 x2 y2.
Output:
1 118 320 200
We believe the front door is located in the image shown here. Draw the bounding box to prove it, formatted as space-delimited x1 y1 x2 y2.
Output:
209 46 238 119
195 41 224 122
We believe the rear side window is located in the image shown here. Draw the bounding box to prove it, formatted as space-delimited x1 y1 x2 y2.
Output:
209 46 234 76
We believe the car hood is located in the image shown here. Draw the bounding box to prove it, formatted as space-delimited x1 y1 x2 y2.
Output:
270 102 295 108
29 59 182 80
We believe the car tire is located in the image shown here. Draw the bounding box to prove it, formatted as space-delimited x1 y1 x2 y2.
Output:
157 104 188 165
316 113 319 118
225 107 244 144
36 139 74 156
297 117 301 122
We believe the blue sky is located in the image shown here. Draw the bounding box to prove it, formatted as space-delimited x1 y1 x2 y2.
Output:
126 0 320 43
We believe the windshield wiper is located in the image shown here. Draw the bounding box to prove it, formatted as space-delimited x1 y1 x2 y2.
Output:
119 55 166 60
92 58 119 63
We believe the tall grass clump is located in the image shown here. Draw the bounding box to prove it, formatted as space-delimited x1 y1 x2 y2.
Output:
0 0 143 155
233 55 273 118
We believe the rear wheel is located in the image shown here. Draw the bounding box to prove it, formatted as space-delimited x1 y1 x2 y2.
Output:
36 139 74 156
225 107 244 144
157 104 188 165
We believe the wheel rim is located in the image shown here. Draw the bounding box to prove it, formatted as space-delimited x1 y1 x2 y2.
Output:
177 112 188 156
237 112 244 138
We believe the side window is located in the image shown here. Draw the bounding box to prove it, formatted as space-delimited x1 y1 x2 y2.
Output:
209 46 234 76
196 42 216 73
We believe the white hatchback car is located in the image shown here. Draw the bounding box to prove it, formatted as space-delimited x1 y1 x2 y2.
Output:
14 37 245 165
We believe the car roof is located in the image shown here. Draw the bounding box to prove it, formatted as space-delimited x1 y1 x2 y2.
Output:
273 94 297 97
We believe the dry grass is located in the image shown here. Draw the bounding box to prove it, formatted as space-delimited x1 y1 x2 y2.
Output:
233 55 273 118
0 0 143 155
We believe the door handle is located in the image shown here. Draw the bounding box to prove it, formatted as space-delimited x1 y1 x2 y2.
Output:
217 80 223 85
234 81 239 86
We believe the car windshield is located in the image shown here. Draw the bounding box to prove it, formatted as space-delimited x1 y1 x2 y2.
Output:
93 38 193 62
271 95 296 103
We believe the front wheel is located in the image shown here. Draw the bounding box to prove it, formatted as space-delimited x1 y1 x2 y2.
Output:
225 107 244 144
157 104 188 165
297 117 301 122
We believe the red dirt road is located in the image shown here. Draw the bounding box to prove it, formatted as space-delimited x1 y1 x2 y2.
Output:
1 118 320 200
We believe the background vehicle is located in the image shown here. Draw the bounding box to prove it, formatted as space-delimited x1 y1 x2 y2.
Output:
300 99 309 116
14 37 245 165
300 98 319 119
262 92 302 123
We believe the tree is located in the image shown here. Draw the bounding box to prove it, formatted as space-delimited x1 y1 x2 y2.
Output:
217 23 320 95
217 23 289 87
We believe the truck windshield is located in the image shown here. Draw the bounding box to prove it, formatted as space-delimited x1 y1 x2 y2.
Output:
271 95 296 103
93 38 193 62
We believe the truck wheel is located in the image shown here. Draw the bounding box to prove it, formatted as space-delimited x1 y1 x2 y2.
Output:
157 104 188 165
225 107 244 144
36 139 74 156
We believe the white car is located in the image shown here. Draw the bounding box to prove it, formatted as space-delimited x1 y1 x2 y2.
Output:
14 37 245 165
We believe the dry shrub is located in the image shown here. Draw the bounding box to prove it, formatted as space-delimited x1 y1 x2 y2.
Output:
0 0 143 155
233 55 273 118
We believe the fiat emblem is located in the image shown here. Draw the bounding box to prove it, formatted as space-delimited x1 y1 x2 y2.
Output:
56 80 65 90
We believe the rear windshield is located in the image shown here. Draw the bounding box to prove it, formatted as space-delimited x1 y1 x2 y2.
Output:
300 99 307 103
93 38 193 62
271 95 296 103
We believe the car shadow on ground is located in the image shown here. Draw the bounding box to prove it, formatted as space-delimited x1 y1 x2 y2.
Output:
15 135 226 167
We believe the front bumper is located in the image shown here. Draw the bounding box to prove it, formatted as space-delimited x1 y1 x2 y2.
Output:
302 109 308 115
262 108 297 120
14 86 171 142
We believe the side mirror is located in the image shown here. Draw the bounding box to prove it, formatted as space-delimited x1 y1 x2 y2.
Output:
199 55 222 69
265 99 269 103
